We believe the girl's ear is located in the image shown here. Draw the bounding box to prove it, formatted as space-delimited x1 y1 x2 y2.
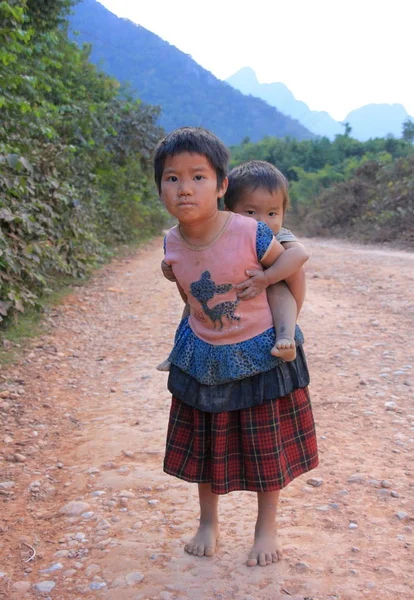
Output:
217 175 228 199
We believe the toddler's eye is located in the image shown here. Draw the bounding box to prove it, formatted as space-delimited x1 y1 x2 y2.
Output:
269 212 276 216
194 175 204 181
246 210 255 215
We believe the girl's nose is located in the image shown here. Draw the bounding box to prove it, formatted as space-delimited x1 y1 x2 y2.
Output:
179 183 192 196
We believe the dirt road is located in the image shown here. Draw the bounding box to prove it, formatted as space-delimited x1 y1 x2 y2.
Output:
0 237 413 600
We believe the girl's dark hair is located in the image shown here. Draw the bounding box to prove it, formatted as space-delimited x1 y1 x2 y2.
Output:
153 127 229 193
225 160 290 211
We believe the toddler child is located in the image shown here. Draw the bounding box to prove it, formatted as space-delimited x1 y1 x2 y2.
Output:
225 159 308 360
154 126 318 566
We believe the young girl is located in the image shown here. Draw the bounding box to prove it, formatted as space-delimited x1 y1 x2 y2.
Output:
154 127 318 567
158 163 309 370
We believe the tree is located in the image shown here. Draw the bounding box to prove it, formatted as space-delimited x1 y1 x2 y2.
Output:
25 0 76 32
402 119 414 143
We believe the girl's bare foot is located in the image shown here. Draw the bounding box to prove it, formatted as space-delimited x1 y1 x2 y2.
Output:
271 338 296 361
156 358 171 372
247 526 282 567
184 522 219 557
248 490 281 566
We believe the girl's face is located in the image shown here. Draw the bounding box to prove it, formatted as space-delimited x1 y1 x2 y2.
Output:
232 186 285 235
160 152 228 225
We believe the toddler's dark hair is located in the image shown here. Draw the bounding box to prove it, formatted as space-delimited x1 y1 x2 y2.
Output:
153 127 229 193
225 160 290 212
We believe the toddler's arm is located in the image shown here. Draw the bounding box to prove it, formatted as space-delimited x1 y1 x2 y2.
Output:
236 241 309 300
264 242 309 287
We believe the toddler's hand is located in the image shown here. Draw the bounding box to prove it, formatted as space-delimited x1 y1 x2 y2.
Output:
161 260 176 282
236 269 269 300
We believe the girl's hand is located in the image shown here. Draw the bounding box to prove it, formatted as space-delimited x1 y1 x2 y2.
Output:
161 260 176 282
236 269 269 300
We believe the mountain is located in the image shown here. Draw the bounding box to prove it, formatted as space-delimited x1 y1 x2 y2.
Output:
226 67 343 139
226 67 413 142
68 1 313 145
344 104 411 141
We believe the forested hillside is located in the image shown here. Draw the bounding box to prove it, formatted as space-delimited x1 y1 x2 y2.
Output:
0 0 166 325
230 131 414 246
69 0 313 145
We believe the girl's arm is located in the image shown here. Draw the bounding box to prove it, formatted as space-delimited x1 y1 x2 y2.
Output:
236 240 309 300
161 259 177 282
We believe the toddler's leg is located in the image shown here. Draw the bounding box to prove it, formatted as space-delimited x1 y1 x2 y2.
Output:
247 490 282 567
184 483 220 557
156 303 191 372
267 282 296 362
156 358 171 372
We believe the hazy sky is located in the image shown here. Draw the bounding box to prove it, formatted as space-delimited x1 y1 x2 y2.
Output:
98 0 413 120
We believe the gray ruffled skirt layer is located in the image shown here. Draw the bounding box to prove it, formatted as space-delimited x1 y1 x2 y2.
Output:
167 344 310 413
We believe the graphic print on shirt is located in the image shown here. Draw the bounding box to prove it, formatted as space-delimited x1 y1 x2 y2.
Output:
190 271 240 330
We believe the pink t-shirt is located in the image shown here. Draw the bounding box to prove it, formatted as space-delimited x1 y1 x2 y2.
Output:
164 213 274 346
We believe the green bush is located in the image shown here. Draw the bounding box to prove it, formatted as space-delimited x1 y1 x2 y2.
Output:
0 0 167 324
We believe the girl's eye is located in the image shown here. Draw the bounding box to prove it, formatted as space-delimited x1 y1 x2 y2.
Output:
168 176 178 182
194 175 204 181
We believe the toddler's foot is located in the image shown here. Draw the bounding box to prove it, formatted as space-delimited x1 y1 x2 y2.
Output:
156 359 171 372
184 522 219 558
247 527 282 567
271 338 296 362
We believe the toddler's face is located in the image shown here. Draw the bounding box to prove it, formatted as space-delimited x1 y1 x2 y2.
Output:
233 187 284 235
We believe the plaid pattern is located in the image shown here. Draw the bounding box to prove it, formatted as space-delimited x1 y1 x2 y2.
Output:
164 387 318 494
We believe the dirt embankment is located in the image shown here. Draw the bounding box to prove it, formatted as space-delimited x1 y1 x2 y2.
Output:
0 237 413 600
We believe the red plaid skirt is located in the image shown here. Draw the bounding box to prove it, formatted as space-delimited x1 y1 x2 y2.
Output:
164 387 318 494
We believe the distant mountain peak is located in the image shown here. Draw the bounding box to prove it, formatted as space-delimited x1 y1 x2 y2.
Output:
344 103 411 141
226 67 414 141
226 67 342 139
227 66 259 86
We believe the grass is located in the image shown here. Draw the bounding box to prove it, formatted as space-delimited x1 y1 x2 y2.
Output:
0 275 80 367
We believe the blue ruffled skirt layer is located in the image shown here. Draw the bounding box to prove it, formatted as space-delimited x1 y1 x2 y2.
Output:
168 318 305 386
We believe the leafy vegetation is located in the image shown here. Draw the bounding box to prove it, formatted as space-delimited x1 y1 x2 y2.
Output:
0 0 167 325
230 130 414 246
